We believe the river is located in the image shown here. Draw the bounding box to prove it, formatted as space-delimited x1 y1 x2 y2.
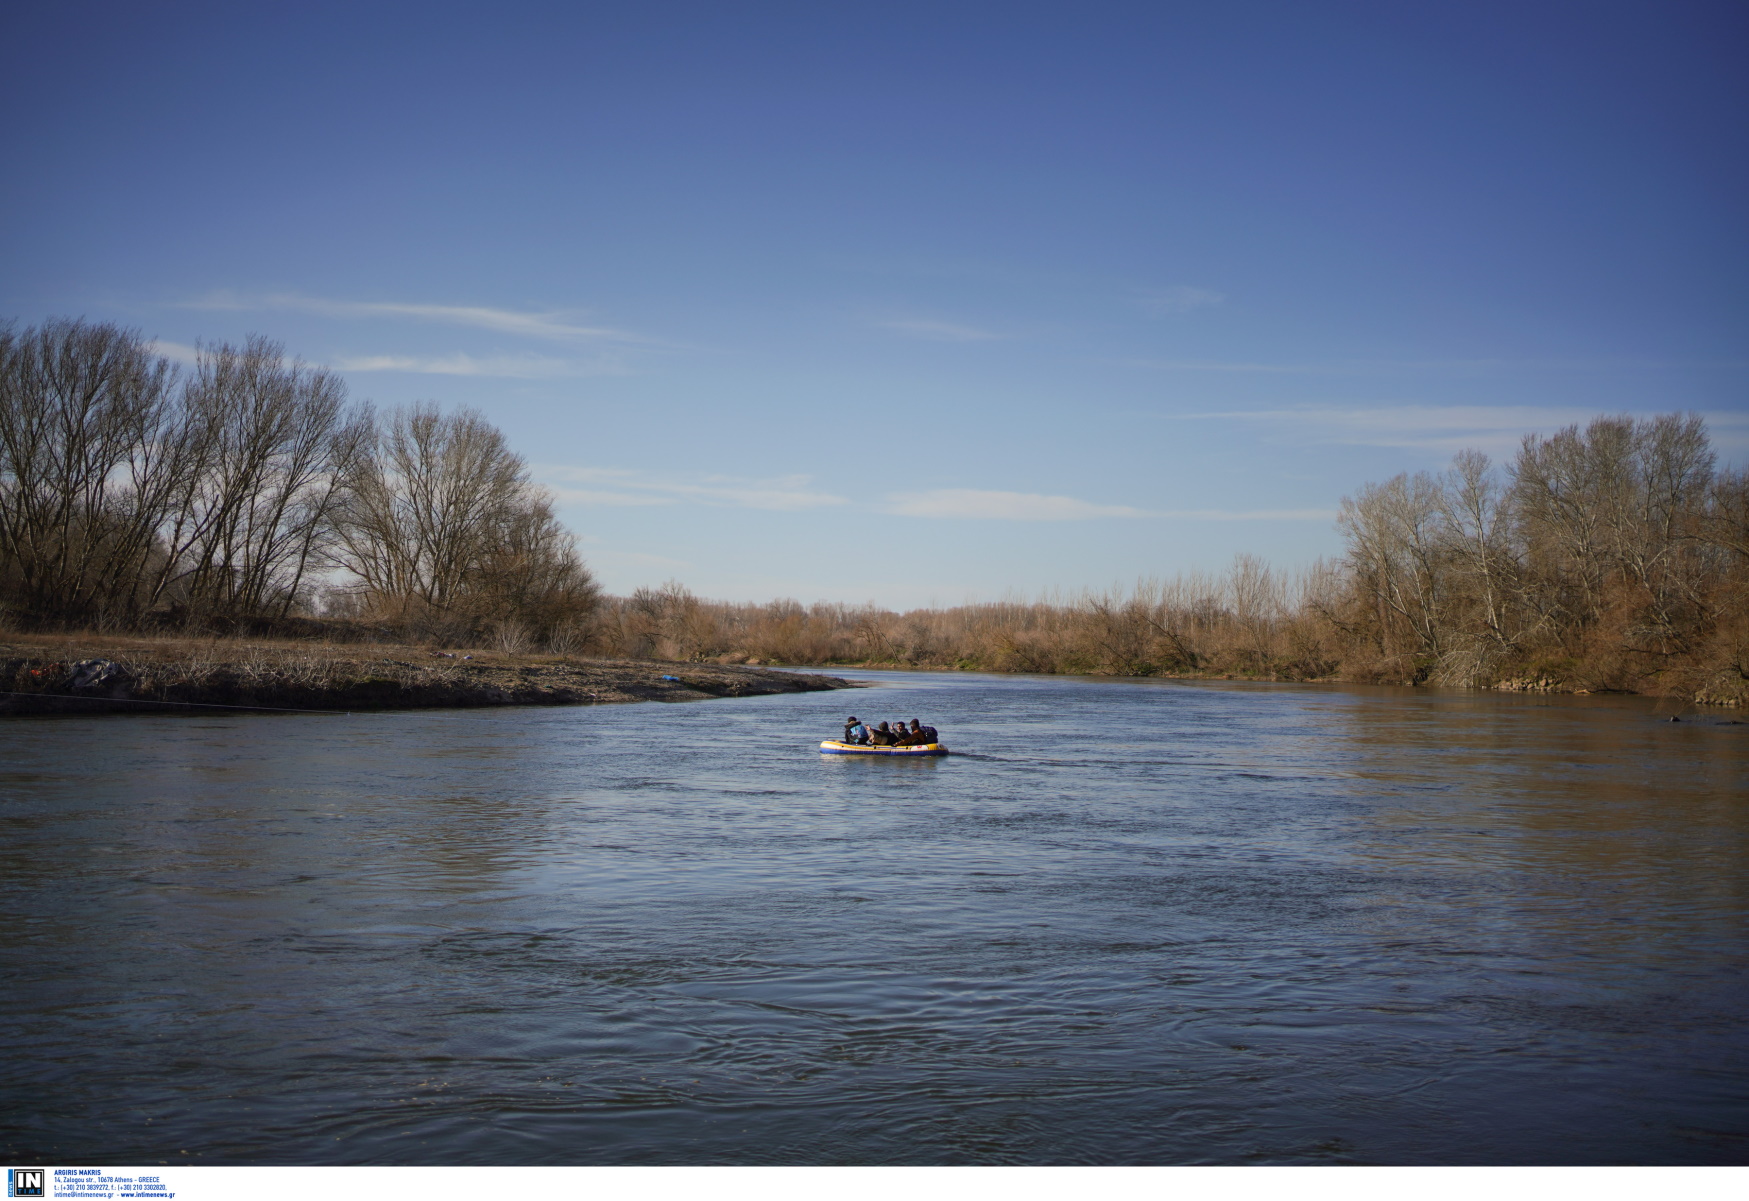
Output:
2 670 1745 1164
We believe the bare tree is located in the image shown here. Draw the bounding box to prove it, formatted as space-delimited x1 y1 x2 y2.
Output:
1511 417 1636 629
1437 448 1519 649
1226 552 1284 665
336 404 527 619
334 403 597 638
0 320 179 626
1512 414 1716 649
472 489 601 639
143 337 368 622
1701 466 1749 562
1338 471 1449 658
1617 413 1714 641
1128 575 1207 670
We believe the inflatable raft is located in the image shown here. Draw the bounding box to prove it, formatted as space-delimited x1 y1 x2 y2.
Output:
819 740 949 757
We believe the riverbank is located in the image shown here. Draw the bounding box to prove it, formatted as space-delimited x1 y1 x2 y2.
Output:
0 634 859 716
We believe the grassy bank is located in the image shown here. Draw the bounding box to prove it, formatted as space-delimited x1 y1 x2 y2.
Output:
0 632 858 717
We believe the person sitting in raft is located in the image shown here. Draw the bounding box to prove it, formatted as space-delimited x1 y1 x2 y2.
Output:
843 716 869 745
899 719 933 745
868 721 897 746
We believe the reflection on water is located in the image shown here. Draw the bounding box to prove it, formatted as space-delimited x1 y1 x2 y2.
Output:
1 672 1745 1164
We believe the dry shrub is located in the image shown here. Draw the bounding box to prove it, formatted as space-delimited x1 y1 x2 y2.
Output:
565 559 1354 681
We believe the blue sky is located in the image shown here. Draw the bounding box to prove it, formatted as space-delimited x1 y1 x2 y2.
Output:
4 1 1745 606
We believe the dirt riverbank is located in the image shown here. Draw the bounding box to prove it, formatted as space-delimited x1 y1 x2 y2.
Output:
0 634 860 716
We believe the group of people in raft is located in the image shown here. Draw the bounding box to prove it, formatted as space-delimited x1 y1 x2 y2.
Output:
840 716 939 747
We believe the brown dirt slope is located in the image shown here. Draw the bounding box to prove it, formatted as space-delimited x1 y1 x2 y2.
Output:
0 634 860 716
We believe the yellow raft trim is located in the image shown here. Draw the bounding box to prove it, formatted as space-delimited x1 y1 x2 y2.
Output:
819 740 949 756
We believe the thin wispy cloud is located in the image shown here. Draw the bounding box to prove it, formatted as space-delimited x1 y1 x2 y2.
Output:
1124 357 1530 374
1138 285 1226 315
1124 358 1332 374
883 488 1331 522
182 292 644 344
148 338 308 370
145 339 202 365
876 318 1006 343
149 339 623 379
887 489 1145 520
1124 355 1749 375
335 352 624 379
1169 404 1611 453
542 472 1327 522
1166 403 1749 460
1161 403 1749 461
540 466 850 512
1701 409 1749 450
546 487 677 508
1154 508 1337 521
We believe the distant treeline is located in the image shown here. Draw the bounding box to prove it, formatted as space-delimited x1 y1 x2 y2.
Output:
0 319 598 640
580 414 1749 704
5 318 1746 703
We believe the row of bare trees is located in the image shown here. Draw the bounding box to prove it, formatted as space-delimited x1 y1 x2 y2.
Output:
0 319 598 638
564 413 1744 702
1336 414 1747 697
5 320 1740 700
571 561 1341 679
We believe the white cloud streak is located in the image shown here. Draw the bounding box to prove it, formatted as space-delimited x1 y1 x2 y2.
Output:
1162 403 1749 459
1701 410 1749 457
335 352 623 378
540 466 850 512
1156 508 1338 521
182 292 643 344
1126 355 1749 375
1168 404 1621 453
151 339 623 379
886 489 1146 520
145 339 202 364
540 472 1333 523
546 488 677 508
1125 358 1332 373
876 318 1006 342
883 489 1332 522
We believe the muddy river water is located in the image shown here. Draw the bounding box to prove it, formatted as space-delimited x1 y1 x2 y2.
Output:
2 670 1745 1164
